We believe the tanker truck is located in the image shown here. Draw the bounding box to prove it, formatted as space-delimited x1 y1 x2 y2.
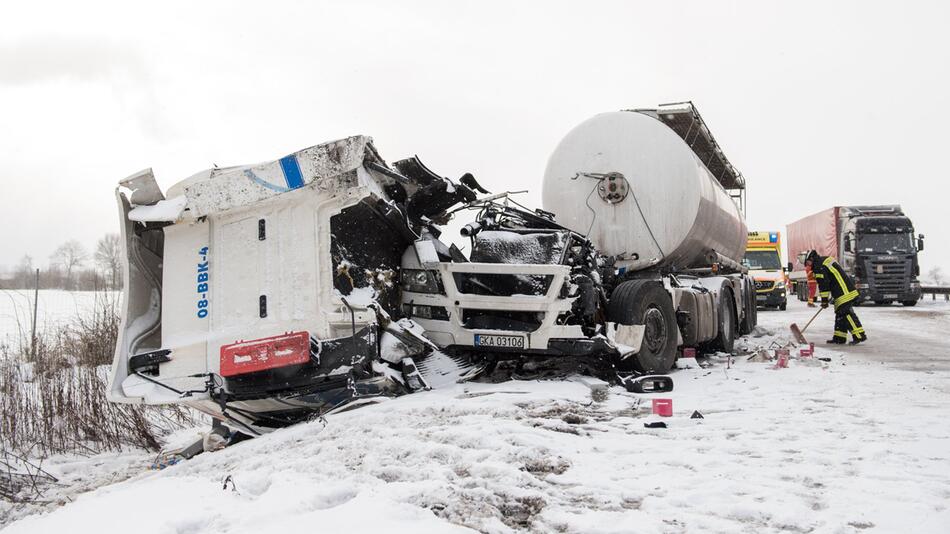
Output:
401 102 757 373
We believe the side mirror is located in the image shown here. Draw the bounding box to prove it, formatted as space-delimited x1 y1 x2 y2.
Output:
918 234 925 252
787 262 794 272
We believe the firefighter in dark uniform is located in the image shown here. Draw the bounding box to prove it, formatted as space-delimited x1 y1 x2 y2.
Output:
805 250 867 345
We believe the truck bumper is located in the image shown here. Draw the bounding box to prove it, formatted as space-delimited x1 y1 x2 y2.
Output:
856 285 921 304
403 262 626 358
755 287 787 308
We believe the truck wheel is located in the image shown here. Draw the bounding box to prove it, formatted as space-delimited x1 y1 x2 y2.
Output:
779 301 787 311
738 277 756 335
607 280 678 374
902 300 917 307
712 288 736 353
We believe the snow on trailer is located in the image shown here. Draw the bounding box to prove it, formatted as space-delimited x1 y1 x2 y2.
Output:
108 136 484 434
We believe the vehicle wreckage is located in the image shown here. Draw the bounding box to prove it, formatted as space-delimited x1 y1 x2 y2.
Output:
108 102 757 436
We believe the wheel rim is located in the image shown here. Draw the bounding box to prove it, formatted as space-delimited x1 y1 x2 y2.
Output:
642 306 668 353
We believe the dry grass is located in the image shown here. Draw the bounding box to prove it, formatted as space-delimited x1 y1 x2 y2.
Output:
0 292 199 458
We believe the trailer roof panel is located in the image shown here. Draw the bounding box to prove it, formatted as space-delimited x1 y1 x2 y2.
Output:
629 101 746 191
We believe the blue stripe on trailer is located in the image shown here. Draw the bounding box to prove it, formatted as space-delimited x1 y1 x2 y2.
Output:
279 155 304 190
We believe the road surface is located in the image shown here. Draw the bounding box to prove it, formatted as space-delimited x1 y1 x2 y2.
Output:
757 295 950 373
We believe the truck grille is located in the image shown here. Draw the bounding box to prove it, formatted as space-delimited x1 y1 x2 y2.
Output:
754 280 774 291
462 309 544 332
865 259 911 293
453 273 553 297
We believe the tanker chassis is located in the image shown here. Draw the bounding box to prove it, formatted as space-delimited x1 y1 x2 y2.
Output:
402 104 757 374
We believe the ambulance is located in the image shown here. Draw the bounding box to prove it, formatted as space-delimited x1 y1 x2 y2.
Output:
743 231 787 310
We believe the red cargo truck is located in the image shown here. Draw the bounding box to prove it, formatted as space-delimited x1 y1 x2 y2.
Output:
786 206 924 306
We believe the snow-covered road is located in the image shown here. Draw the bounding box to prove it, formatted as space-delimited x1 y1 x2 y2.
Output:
5 299 950 533
773 297 950 374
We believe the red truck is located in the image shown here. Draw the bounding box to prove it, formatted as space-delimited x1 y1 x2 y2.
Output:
786 206 924 306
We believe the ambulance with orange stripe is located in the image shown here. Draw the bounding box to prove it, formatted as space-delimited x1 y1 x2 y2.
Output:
743 231 788 310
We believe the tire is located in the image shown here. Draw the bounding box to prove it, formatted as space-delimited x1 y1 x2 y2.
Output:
779 301 787 311
902 300 917 307
712 288 736 354
738 277 757 335
607 280 678 373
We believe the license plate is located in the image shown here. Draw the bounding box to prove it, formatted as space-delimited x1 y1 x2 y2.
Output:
474 334 525 348
883 294 897 299
756 295 767 301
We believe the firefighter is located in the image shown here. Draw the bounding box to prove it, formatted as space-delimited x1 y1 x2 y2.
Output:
805 250 867 345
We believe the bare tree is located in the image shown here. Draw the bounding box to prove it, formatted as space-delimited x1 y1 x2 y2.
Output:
13 255 34 287
95 234 122 289
51 240 88 290
927 266 944 286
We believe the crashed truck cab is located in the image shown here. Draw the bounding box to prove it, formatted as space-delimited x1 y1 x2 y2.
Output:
401 204 648 363
108 136 467 432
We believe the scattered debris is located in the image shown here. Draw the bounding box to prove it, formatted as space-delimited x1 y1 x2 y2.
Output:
623 375 674 393
652 399 673 417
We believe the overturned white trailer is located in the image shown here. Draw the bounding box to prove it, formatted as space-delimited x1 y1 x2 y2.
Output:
108 136 479 433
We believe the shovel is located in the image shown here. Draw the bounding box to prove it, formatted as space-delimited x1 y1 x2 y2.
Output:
790 307 824 344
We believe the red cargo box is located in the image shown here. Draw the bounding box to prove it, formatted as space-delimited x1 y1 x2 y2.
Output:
220 331 310 377
787 207 839 272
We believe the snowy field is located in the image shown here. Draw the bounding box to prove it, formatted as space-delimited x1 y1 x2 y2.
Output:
4 298 950 533
0 290 117 348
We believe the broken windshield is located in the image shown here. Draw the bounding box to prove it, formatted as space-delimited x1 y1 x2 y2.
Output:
470 231 569 264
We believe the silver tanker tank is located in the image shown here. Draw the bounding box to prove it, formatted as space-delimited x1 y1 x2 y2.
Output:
542 110 747 272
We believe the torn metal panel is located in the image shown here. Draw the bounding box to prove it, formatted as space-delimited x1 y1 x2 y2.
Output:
184 136 378 218
119 168 165 205
393 156 480 224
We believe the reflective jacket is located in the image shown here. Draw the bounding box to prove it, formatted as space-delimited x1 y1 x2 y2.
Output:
813 255 859 307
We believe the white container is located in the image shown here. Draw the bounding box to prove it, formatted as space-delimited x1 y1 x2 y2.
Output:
542 111 747 272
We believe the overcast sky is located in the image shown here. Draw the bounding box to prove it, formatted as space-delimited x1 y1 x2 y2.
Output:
1 0 948 276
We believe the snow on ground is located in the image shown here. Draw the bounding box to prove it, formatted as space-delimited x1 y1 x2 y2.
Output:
0 290 117 348
5 299 950 533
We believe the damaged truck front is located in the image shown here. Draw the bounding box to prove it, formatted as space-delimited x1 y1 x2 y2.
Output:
108 136 478 434
401 103 758 374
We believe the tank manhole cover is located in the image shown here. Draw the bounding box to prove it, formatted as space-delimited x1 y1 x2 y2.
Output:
597 172 629 204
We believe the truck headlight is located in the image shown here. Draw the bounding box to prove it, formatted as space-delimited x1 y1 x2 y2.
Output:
401 269 443 294
402 303 450 320
775 282 785 289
